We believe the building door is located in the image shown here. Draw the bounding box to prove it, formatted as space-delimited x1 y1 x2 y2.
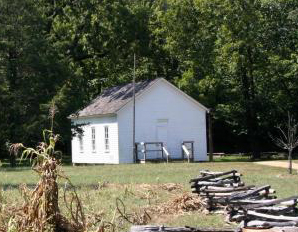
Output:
155 125 168 159
156 125 168 148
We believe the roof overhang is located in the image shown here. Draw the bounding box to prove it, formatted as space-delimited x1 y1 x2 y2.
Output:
68 113 117 120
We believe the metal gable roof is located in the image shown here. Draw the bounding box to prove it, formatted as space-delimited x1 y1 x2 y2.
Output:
69 78 209 119
69 78 160 119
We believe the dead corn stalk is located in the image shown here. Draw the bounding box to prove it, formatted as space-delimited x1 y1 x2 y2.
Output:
9 130 86 232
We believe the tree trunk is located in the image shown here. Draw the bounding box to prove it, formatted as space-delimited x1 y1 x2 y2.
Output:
208 112 214 162
8 48 19 168
10 154 16 167
288 149 292 174
247 47 260 160
240 63 260 160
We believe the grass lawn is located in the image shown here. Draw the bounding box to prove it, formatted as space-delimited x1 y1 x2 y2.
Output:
1 162 298 231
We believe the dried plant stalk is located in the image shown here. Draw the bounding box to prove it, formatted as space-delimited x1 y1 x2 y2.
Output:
7 130 86 232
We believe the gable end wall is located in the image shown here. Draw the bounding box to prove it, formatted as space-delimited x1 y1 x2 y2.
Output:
117 80 207 163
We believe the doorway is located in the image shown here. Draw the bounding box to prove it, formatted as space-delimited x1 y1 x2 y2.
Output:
156 125 168 147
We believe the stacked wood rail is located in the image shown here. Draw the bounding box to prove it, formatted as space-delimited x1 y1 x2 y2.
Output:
130 226 234 232
190 170 249 210
129 170 298 232
130 225 298 232
189 170 298 231
230 196 298 226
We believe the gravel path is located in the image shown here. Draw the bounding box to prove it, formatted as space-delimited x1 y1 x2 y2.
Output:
255 160 298 170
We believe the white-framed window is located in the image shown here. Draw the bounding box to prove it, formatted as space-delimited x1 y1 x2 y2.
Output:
78 134 83 152
91 127 96 152
104 126 109 152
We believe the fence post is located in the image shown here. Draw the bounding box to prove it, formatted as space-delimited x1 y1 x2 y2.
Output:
161 142 164 160
191 141 194 161
166 151 169 163
187 148 190 163
182 142 184 160
135 143 138 162
144 143 147 161
208 111 214 162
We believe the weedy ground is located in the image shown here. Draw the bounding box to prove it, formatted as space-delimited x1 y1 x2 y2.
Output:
0 161 298 231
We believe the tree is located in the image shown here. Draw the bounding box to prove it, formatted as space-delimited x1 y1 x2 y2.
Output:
272 113 298 174
0 0 70 163
2 0 298 159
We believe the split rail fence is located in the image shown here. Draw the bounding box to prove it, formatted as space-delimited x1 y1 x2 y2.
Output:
130 169 298 232
190 170 298 231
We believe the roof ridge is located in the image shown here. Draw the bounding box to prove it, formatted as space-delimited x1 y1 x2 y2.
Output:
102 78 158 93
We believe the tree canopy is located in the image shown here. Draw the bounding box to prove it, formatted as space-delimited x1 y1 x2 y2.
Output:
1 0 298 160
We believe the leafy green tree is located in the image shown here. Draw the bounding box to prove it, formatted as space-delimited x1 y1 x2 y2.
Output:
0 0 70 164
205 0 298 157
1 0 298 161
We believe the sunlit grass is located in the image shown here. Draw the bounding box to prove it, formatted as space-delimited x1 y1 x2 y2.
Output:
1 162 298 231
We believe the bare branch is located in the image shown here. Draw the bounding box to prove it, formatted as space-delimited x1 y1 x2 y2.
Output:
271 112 298 174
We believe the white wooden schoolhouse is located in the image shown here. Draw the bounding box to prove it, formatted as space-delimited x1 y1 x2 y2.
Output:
69 78 209 164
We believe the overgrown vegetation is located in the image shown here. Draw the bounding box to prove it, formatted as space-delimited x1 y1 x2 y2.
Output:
0 144 209 232
0 162 298 231
3 130 85 232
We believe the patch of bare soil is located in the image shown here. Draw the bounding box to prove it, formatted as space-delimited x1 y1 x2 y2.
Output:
255 161 298 170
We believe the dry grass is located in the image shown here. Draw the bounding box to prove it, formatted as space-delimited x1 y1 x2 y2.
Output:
113 183 207 231
1 132 87 232
0 171 210 232
145 192 206 215
2 161 298 231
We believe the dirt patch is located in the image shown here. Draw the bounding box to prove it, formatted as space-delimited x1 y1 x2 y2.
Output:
255 161 298 171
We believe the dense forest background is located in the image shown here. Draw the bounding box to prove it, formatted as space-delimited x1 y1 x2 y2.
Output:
1 0 298 160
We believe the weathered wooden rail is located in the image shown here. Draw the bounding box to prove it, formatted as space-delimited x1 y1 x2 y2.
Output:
189 170 298 231
130 170 298 232
130 225 298 232
130 226 234 232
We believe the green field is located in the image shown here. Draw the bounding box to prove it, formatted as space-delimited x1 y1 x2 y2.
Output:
0 162 298 231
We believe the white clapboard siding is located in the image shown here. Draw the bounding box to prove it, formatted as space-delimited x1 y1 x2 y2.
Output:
71 116 119 164
117 79 207 163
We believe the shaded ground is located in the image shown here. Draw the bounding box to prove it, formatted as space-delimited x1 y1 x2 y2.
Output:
255 160 298 171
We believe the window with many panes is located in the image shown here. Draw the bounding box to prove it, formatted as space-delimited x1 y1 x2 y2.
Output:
104 126 109 152
78 135 83 152
91 127 96 152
